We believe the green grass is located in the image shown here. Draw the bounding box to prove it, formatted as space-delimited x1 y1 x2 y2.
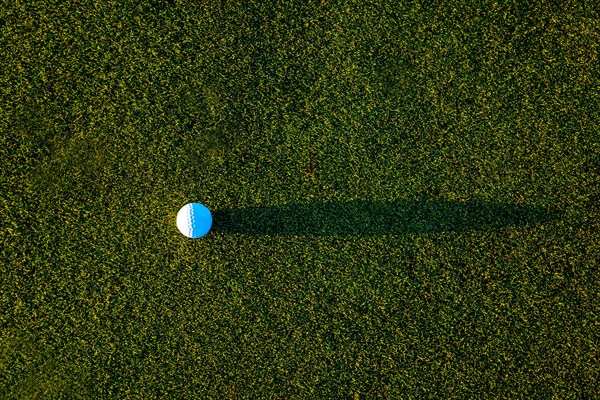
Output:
1 0 599 398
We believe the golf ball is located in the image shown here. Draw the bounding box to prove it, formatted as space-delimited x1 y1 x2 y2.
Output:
177 203 212 238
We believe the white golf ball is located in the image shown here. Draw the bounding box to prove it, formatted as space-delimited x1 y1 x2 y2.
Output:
177 203 212 238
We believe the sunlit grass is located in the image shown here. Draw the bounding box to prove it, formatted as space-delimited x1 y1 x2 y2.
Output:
1 1 598 398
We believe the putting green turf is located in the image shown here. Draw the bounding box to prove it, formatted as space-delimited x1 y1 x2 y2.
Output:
1 0 599 398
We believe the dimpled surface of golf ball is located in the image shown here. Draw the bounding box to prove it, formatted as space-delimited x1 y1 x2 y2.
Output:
177 203 212 238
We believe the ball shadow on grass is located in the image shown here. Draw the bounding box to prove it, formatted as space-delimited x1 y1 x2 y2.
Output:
210 199 563 236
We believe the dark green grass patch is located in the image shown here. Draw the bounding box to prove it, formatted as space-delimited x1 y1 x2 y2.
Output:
1 0 599 398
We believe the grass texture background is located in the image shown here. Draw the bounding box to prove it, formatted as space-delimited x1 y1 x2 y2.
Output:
1 0 599 398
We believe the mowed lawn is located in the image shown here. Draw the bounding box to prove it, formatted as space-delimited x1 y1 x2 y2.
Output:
1 1 598 398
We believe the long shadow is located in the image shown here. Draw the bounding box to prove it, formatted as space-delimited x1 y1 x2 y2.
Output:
211 199 563 236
